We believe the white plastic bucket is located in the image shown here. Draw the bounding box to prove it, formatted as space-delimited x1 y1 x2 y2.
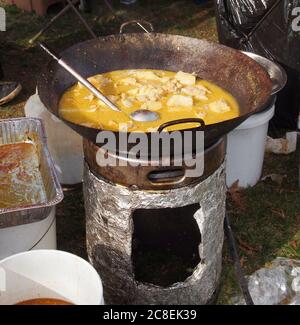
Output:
0 208 56 260
226 104 275 188
24 93 84 185
0 250 104 305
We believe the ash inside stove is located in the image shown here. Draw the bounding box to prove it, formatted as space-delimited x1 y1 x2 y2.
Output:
132 203 201 287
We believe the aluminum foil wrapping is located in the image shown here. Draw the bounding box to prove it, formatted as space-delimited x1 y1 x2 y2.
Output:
233 257 300 305
0 118 63 228
84 163 226 305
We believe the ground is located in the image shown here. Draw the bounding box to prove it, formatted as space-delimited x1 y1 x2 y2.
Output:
0 0 299 304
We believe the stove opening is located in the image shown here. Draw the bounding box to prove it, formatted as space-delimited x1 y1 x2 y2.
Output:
132 203 201 287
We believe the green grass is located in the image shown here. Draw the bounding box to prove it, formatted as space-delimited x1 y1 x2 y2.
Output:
1 0 217 48
218 148 300 304
0 0 217 118
0 0 299 305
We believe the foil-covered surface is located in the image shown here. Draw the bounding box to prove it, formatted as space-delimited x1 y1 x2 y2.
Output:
84 162 226 305
233 258 300 305
0 118 63 228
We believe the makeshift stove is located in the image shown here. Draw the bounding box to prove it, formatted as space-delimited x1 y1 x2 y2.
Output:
25 0 275 305
35 28 273 305
83 138 226 305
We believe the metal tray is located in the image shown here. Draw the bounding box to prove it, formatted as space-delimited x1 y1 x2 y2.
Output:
0 118 63 228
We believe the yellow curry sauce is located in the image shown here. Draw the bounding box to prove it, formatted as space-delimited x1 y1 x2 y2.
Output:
16 298 73 305
59 69 239 132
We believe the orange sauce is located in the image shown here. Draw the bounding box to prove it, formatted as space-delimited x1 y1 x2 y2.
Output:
59 69 240 132
16 298 73 305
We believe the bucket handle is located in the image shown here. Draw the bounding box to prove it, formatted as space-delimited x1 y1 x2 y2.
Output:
119 20 154 34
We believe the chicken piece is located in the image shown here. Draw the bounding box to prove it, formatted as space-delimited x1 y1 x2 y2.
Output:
196 111 207 119
181 85 208 100
149 88 164 101
83 93 94 101
133 70 159 81
175 71 196 86
86 105 98 112
127 88 139 96
146 127 158 132
108 120 118 129
119 77 137 86
127 120 135 129
195 93 209 101
208 99 231 113
126 69 138 75
136 94 148 102
108 95 119 102
88 76 110 86
141 101 162 111
162 81 178 93
121 98 133 108
97 98 111 107
176 81 183 89
137 85 164 102
161 77 171 83
77 81 84 89
167 94 193 107
196 84 211 93
119 121 135 132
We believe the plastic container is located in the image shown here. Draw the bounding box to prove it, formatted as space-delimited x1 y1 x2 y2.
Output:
0 250 104 305
0 208 56 261
226 104 275 188
25 94 84 185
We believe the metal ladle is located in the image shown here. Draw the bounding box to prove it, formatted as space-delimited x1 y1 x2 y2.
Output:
39 43 160 122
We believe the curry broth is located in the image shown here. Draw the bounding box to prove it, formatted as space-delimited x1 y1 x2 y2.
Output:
59 69 239 132
16 298 73 305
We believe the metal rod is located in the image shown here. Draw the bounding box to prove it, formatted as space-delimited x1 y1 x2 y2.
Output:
246 0 282 41
29 0 97 44
66 0 98 39
103 0 115 15
224 213 254 305
29 0 80 44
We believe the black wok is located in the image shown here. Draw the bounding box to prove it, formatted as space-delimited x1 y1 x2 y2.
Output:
37 33 272 152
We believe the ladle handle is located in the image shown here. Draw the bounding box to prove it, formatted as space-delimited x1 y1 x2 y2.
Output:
39 42 121 113
158 118 205 132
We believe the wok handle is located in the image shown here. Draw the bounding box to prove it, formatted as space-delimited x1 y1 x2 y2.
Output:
158 118 205 132
119 20 154 34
